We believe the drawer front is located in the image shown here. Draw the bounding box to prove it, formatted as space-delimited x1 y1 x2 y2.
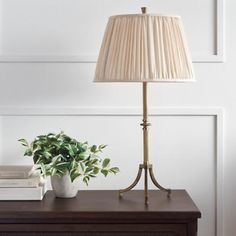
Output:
0 224 187 236
0 233 179 236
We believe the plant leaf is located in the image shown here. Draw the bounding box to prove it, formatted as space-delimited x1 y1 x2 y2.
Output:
80 162 84 172
98 144 107 152
89 174 96 178
18 139 29 147
43 151 52 159
24 148 33 156
93 166 99 174
102 158 110 168
79 151 90 159
83 176 90 185
101 169 109 177
70 172 81 182
47 133 55 137
85 167 93 173
40 163 47 177
109 167 120 174
91 145 97 153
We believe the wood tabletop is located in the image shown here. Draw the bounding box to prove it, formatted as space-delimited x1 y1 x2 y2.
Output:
0 190 201 224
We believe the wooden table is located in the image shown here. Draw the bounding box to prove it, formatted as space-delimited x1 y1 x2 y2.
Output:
0 190 201 236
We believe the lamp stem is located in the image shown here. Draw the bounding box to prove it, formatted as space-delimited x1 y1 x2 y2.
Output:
142 82 149 164
142 82 150 204
141 7 148 205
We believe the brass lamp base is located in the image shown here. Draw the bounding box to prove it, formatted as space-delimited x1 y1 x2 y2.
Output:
119 163 171 205
118 80 171 205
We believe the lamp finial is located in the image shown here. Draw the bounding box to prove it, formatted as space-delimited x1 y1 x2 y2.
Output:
141 7 147 14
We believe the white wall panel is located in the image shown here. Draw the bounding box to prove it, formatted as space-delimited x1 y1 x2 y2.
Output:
0 107 223 236
0 0 224 62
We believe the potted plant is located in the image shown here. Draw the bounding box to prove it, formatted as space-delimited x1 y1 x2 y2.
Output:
19 132 119 198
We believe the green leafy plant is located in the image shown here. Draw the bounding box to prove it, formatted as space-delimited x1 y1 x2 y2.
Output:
19 132 119 185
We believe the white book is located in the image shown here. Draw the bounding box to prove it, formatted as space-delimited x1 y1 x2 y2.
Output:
0 184 47 200
0 176 41 188
0 165 35 179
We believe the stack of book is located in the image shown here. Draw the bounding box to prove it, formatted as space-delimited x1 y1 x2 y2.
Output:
0 165 47 200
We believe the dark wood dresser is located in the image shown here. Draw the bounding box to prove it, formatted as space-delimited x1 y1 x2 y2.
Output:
0 190 201 236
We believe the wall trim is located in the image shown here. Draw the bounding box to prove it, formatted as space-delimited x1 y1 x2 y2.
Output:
0 106 224 116
0 106 224 236
0 0 225 63
194 0 225 63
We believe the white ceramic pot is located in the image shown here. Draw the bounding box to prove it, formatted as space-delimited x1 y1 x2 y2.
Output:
51 173 79 198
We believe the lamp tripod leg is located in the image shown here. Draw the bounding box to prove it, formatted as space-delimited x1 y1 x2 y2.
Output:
144 164 149 205
119 164 143 197
149 165 171 198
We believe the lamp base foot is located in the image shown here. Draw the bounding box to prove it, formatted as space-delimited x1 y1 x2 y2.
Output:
119 163 171 203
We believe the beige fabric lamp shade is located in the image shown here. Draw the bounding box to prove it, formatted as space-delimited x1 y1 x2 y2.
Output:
94 14 194 82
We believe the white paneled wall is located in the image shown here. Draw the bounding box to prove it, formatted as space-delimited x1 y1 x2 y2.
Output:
0 107 223 236
0 0 235 236
0 0 223 62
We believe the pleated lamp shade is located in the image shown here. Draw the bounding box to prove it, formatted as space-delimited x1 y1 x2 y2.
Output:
94 14 194 82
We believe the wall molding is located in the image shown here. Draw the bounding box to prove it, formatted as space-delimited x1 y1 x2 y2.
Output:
0 0 225 63
0 106 224 236
193 0 225 63
216 0 225 62
0 106 224 116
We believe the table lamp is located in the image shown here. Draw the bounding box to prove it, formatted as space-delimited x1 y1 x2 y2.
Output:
94 7 194 205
